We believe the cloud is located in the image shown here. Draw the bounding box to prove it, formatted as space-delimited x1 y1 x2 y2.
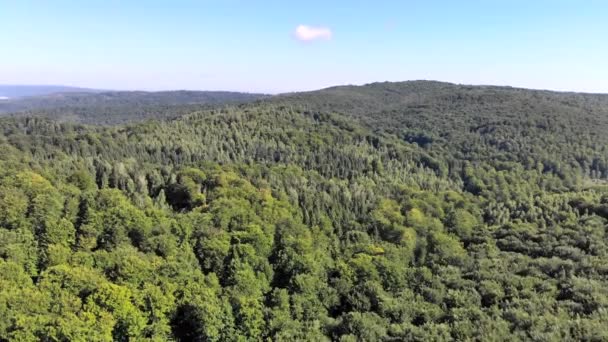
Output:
294 25 332 41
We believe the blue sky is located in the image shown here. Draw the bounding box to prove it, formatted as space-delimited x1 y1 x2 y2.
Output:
1 0 607 93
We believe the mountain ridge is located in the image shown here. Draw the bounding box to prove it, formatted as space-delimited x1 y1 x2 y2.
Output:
2 80 608 126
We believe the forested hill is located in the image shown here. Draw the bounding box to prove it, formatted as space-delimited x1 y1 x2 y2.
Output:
276 80 608 184
282 80 608 108
278 81 608 131
1 81 608 340
0 90 267 124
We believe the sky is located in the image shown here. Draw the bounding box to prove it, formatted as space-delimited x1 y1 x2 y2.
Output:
1 0 607 93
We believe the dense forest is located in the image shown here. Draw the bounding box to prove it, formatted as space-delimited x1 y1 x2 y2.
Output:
1 81 608 341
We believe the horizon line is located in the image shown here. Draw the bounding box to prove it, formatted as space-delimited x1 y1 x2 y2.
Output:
1 80 607 96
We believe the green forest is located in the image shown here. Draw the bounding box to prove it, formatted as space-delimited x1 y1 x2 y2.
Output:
1 81 608 341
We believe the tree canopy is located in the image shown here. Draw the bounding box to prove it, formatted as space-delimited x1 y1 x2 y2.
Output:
0 81 608 340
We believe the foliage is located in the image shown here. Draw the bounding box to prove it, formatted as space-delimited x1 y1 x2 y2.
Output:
0 81 607 340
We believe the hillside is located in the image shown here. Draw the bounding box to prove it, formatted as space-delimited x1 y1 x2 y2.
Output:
281 81 608 180
0 81 608 341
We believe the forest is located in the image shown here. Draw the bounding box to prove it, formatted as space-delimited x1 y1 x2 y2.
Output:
1 81 608 341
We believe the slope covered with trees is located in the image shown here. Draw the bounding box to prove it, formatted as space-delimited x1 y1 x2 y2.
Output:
0 81 607 341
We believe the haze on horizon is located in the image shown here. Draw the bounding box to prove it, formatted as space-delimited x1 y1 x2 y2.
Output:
1 0 607 94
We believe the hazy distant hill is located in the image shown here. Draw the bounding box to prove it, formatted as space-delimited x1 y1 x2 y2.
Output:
0 85 102 98
0 90 268 124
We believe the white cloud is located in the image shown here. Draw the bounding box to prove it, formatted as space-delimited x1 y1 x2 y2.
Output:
294 25 332 41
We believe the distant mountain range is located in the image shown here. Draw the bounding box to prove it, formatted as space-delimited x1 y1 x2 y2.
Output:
0 86 269 124
0 85 104 99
